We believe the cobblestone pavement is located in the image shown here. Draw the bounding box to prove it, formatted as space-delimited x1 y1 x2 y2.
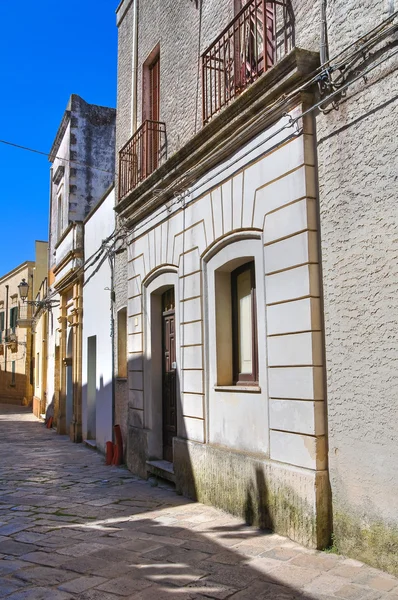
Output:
0 405 397 600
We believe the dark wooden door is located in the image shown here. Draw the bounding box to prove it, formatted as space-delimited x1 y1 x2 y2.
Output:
162 289 177 463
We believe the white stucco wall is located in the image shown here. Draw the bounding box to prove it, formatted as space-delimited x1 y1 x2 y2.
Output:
82 187 115 453
126 105 326 472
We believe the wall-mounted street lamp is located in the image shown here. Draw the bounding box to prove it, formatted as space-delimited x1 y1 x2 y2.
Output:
18 279 59 311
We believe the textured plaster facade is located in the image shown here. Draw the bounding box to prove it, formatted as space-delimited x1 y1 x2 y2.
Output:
315 0 398 573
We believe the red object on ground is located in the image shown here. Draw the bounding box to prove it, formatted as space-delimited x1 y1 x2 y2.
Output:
113 424 123 466
46 417 53 429
112 443 119 465
105 441 114 465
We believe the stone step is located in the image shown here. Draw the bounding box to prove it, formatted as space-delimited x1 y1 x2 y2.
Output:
146 459 176 484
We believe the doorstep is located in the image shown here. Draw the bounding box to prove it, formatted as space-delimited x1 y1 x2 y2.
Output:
146 459 176 483
84 439 97 450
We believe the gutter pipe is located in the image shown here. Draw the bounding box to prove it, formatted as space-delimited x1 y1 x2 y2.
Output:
5 285 9 372
320 0 329 64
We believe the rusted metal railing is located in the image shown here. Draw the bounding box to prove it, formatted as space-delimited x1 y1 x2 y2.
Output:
118 120 167 200
202 0 294 124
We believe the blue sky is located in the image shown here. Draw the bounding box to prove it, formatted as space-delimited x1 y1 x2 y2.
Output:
0 1 117 275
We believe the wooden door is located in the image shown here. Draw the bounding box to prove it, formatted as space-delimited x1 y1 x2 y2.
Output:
237 0 276 89
162 289 177 463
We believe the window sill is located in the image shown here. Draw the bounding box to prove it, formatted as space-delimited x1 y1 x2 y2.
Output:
116 377 127 382
214 385 261 393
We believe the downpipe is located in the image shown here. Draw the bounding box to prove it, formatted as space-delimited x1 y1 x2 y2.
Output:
320 0 329 65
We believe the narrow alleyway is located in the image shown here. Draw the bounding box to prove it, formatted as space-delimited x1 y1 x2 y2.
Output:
0 405 397 600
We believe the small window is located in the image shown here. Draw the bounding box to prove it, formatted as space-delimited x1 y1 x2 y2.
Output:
10 307 18 332
117 307 127 378
231 261 258 384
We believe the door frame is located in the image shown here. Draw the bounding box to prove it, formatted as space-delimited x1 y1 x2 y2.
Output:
161 290 177 462
143 267 181 461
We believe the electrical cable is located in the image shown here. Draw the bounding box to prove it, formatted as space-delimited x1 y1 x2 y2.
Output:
128 43 398 238
0 139 116 176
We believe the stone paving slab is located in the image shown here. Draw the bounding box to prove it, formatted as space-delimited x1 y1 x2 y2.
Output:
0 403 397 600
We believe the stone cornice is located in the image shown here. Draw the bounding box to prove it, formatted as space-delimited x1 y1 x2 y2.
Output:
115 48 319 227
53 250 83 277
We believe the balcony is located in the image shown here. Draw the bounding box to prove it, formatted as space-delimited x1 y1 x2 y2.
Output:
5 329 17 351
202 0 294 124
118 120 167 201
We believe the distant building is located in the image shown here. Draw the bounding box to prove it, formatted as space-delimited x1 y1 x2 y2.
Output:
46 94 115 442
81 185 116 453
0 241 48 406
31 275 49 419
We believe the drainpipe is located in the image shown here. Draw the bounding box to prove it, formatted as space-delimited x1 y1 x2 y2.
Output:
108 253 116 442
5 285 9 372
320 0 329 65
131 0 139 134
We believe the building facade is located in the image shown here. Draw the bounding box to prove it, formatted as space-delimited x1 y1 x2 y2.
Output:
47 94 116 442
32 277 48 418
114 0 398 570
115 0 328 549
82 186 116 452
0 241 48 407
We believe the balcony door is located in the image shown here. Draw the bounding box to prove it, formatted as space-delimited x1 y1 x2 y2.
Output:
146 53 160 176
236 0 276 90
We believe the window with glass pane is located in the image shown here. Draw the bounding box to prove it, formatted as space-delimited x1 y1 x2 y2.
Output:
231 261 258 384
10 307 18 332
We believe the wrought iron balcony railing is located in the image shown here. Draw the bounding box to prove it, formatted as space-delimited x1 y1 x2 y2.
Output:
202 0 294 124
118 120 167 201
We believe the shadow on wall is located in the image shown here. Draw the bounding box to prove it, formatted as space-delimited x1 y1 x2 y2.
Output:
0 371 29 405
245 467 274 531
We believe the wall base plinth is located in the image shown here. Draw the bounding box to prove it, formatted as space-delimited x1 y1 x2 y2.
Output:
126 426 149 479
174 438 331 549
70 419 82 443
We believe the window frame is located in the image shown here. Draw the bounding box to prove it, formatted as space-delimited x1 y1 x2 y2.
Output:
117 307 127 379
9 306 18 332
231 260 258 385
